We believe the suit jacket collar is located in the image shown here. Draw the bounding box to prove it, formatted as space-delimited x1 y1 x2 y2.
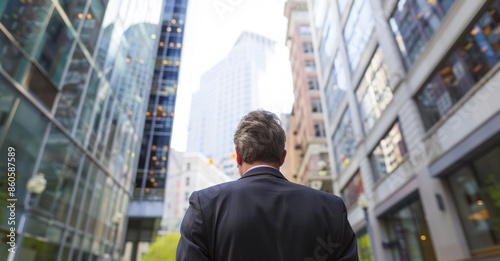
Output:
240 166 287 180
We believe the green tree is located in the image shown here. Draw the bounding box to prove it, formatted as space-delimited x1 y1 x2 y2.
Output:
141 233 181 261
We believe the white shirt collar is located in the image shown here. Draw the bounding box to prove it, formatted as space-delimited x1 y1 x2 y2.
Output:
243 165 278 175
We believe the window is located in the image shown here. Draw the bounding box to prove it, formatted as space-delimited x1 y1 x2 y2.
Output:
0 75 50 206
448 145 500 251
35 9 74 86
74 70 100 143
185 192 189 201
0 77 17 136
60 0 88 30
332 108 356 174
319 11 336 70
25 64 58 109
417 1 500 130
0 30 31 83
313 0 328 31
186 177 190 186
314 122 326 137
311 98 322 113
299 25 311 37
308 77 319 90
370 122 408 181
356 49 393 132
337 0 348 14
324 52 347 121
0 1 51 55
390 0 455 68
341 171 364 209
303 42 314 54
80 0 107 54
384 198 437 261
305 60 316 72
343 0 374 69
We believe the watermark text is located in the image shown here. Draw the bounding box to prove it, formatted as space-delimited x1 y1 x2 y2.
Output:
6 147 17 254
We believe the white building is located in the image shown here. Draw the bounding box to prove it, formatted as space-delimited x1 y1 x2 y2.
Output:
187 31 292 169
161 149 229 232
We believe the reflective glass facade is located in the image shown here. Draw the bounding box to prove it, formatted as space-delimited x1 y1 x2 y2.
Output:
390 0 455 68
343 0 374 70
0 0 163 260
319 10 336 71
134 0 187 203
332 108 356 175
125 1 187 253
449 144 500 252
383 198 437 261
417 1 500 130
324 51 347 121
370 122 408 181
341 170 363 209
356 49 393 133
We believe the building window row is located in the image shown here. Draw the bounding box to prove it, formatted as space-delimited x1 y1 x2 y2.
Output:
417 1 500 130
390 0 455 68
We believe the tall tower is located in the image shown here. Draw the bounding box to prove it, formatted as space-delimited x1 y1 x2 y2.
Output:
187 31 287 169
125 0 188 260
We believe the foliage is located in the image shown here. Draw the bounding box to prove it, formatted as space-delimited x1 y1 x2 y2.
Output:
141 233 181 261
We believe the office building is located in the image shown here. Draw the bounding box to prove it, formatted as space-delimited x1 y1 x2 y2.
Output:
309 0 500 260
187 31 291 171
0 0 163 260
283 0 333 193
124 0 188 260
161 149 229 233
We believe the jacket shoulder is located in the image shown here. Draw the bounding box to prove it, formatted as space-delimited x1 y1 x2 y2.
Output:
194 180 236 199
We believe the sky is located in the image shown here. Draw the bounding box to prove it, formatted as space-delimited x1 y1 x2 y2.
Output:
170 0 294 151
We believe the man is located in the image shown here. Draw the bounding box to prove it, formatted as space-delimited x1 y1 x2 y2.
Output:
177 110 358 261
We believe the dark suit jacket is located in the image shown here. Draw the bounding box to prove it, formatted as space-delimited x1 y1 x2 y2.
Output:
176 166 358 261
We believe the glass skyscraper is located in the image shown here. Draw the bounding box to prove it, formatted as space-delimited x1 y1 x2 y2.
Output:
124 0 188 260
0 0 164 260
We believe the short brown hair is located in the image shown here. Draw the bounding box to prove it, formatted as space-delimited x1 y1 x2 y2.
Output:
233 110 286 164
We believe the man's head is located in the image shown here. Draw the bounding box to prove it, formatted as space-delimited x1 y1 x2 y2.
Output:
233 110 287 170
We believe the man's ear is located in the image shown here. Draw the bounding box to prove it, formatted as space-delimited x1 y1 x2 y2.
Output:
279 149 287 166
235 145 243 166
